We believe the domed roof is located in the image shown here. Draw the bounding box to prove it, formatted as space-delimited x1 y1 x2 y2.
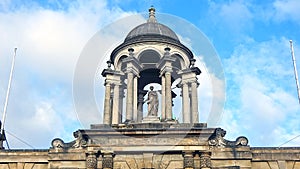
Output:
110 7 194 63
124 7 179 43
125 22 179 42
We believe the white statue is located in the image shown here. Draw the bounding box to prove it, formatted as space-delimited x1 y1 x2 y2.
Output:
145 86 159 116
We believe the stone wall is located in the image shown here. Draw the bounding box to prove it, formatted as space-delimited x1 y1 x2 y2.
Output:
0 150 48 169
0 147 300 169
0 127 299 169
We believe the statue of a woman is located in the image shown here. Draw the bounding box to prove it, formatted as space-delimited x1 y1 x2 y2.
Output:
145 86 159 116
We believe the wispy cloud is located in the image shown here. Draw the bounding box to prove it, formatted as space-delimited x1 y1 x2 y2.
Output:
0 0 137 148
273 0 300 23
222 37 300 146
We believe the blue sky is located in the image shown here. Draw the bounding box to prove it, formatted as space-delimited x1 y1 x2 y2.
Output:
0 0 300 148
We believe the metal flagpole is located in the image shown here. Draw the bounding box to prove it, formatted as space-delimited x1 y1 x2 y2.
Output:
289 40 300 104
0 48 17 149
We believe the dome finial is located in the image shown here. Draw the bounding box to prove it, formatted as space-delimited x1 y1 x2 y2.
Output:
148 6 157 23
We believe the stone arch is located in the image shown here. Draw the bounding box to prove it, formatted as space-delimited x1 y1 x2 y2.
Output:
170 50 190 69
171 54 185 70
115 55 128 71
137 49 161 69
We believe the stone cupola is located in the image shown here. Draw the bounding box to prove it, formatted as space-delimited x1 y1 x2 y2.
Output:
102 7 201 125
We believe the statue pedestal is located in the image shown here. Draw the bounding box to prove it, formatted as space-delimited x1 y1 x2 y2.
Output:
142 116 160 123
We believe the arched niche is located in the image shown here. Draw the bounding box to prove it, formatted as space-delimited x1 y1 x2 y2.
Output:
171 54 185 70
116 55 128 71
138 49 161 69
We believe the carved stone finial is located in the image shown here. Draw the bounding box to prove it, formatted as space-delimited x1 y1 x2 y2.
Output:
190 59 196 67
148 6 157 23
106 60 112 69
164 47 171 57
164 47 171 52
128 48 134 57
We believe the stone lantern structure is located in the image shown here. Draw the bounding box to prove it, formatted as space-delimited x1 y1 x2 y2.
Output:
101 7 201 125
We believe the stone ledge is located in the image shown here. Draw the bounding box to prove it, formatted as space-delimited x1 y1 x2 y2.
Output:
91 123 207 129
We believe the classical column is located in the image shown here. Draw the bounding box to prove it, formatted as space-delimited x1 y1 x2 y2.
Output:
165 71 173 120
133 76 138 122
126 72 134 121
119 85 125 123
182 82 190 123
112 84 120 124
191 81 199 123
103 82 112 124
161 75 166 120
137 90 147 122
86 151 97 169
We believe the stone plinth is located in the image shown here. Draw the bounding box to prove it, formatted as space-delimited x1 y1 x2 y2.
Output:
81 123 213 153
142 116 160 123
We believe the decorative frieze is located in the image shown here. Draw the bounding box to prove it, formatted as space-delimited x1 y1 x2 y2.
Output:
183 151 194 169
102 151 114 169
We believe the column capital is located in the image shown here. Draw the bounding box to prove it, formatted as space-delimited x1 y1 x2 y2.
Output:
123 54 143 77
125 67 140 77
179 68 199 85
101 150 115 156
178 67 201 75
101 150 114 169
157 53 176 76
103 71 124 86
101 68 124 77
183 150 195 157
104 77 123 86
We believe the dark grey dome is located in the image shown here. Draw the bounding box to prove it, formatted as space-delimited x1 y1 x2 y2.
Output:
124 22 179 42
110 7 194 63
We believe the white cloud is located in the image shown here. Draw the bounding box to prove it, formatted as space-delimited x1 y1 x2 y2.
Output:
223 37 300 146
273 0 300 23
208 1 253 34
0 0 138 148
